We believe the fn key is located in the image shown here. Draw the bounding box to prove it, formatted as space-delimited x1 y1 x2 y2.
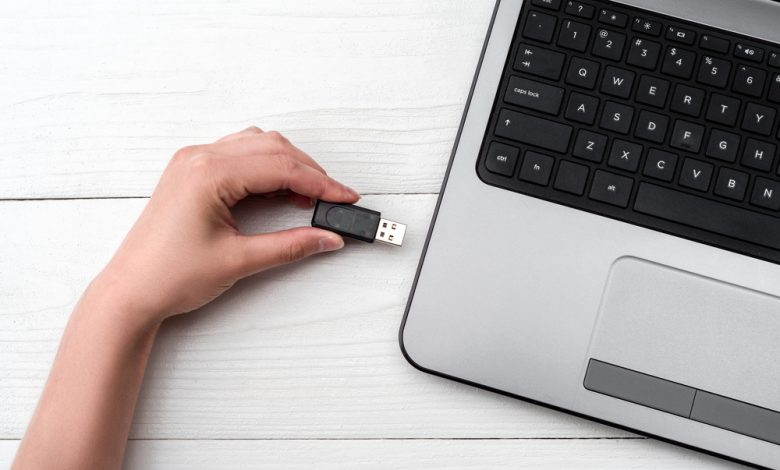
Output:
590 170 634 207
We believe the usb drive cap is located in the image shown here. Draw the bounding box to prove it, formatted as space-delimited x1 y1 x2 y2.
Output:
311 200 405 246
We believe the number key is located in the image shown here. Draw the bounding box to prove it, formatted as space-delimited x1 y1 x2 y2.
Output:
593 29 626 61
627 37 661 70
733 65 767 98
661 47 696 79
558 19 592 52
697 56 731 88
769 73 780 103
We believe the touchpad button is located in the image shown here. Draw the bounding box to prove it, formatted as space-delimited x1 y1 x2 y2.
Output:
587 257 780 419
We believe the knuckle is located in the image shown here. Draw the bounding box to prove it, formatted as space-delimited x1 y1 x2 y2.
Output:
188 152 225 184
282 240 308 263
171 145 201 163
265 130 287 143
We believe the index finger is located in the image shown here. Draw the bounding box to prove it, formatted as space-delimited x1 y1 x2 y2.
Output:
223 152 360 204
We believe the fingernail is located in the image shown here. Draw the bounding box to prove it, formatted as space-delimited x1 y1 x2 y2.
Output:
319 235 345 253
346 186 361 199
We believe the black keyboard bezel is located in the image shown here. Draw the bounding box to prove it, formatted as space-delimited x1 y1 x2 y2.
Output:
476 0 780 265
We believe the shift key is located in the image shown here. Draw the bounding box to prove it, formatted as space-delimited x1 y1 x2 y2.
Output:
505 76 564 115
496 109 573 153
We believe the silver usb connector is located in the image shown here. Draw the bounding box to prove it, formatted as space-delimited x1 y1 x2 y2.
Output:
374 218 406 246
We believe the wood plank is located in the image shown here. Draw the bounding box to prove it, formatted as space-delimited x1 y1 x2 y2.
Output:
0 0 494 199
0 439 747 469
0 195 631 440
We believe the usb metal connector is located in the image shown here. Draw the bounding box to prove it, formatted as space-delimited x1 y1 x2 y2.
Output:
375 218 407 246
311 201 406 247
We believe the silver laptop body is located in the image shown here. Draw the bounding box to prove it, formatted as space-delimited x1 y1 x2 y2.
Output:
401 1 780 467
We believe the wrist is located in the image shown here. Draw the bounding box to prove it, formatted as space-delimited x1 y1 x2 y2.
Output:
80 268 165 336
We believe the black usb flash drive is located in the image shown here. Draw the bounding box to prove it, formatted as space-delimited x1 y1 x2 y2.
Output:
311 200 406 246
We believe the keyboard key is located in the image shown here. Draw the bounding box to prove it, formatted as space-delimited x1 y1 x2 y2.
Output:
706 129 740 162
519 151 555 185
608 139 643 172
485 142 520 176
593 29 626 61
697 55 731 88
741 102 776 136
632 17 662 36
635 183 780 251
705 94 741 126
565 92 599 124
573 130 608 162
662 46 696 79
666 25 695 45
679 158 713 192
565 1 595 19
735 43 764 63
523 11 557 43
670 84 705 117
599 9 628 28
742 139 776 172
733 65 766 97
496 109 573 153
600 101 634 134
643 149 678 182
635 110 669 143
770 52 780 68
627 37 661 70
635 75 670 108
769 73 780 103
565 57 600 89
514 44 566 80
554 160 589 195
590 170 634 207
558 19 591 52
700 34 730 54
505 76 565 115
670 120 704 153
714 168 749 201
531 0 562 10
751 177 780 210
600 66 635 98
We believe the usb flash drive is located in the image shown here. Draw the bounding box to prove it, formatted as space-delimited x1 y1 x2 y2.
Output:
311 200 406 246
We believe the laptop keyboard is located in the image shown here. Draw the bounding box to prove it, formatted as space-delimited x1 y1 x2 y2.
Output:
477 0 780 264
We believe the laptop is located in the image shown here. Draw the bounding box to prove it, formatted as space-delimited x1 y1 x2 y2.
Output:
400 0 780 467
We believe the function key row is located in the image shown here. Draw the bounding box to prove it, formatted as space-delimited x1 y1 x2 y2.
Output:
524 6 780 67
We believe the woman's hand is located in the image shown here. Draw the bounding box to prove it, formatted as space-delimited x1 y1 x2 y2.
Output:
14 127 357 470
92 126 359 329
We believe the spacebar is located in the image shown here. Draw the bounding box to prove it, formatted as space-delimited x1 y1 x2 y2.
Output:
634 183 780 251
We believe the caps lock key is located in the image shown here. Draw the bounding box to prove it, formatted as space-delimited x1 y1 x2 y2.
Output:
505 76 564 115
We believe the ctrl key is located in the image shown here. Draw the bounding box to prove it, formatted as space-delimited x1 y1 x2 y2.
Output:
485 142 520 177
589 170 634 207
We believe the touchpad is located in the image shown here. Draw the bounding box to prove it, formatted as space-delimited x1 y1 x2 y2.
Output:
585 257 780 444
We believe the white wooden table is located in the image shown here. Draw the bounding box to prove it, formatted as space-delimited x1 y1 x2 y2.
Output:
0 1 746 468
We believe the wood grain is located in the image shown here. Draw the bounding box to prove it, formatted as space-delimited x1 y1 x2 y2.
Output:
0 195 631 440
0 0 494 199
0 438 746 469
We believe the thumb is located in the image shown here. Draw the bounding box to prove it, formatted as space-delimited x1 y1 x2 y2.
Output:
235 227 344 277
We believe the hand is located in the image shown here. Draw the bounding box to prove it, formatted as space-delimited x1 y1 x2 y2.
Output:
91 127 359 329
